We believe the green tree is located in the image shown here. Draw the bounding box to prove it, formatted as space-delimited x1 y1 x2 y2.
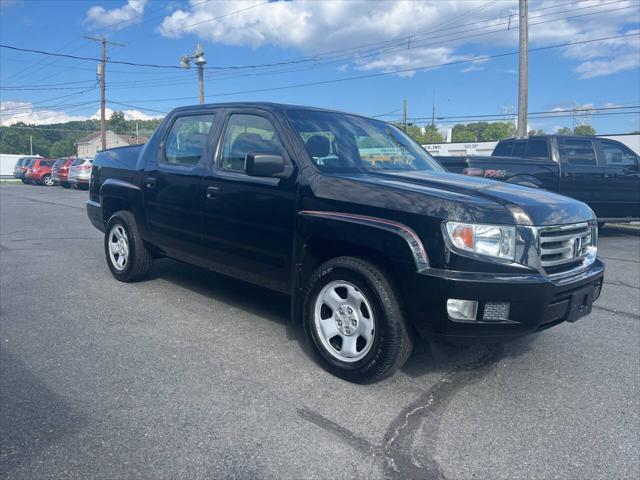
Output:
556 127 574 135
573 124 596 136
529 128 546 136
50 138 77 157
480 122 516 141
451 124 477 142
108 111 127 133
422 125 444 143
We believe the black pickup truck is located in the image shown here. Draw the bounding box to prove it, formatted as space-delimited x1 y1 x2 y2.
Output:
436 135 640 223
87 103 604 383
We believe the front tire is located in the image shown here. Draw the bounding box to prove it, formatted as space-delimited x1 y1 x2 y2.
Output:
303 256 413 383
104 211 153 282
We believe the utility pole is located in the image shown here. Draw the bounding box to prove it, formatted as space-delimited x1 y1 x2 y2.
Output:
29 135 33 156
431 92 436 128
516 0 528 139
402 99 408 132
84 35 125 151
181 44 207 104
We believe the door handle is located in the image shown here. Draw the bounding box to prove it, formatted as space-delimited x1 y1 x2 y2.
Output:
206 185 222 199
145 177 156 190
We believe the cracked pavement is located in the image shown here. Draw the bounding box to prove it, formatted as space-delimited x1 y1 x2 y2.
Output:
1 184 638 479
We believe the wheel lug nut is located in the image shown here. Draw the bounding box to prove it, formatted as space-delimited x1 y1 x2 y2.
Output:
352 319 357 326
345 327 350 334
337 320 342 326
347 307 353 314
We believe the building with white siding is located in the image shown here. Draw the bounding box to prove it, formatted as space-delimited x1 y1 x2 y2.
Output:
76 130 148 158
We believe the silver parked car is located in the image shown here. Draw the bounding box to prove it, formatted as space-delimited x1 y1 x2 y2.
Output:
68 157 93 190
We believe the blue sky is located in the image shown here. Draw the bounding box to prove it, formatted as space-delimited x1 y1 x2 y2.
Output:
1 0 639 134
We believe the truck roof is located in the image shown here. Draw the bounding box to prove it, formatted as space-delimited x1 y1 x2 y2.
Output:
168 101 370 118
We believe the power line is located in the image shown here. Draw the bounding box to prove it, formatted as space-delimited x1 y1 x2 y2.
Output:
107 101 167 115
105 0 638 87
376 105 640 121
431 111 640 125
111 33 640 106
423 105 640 121
0 0 630 76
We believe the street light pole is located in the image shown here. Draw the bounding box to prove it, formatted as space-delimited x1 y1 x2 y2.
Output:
181 44 207 105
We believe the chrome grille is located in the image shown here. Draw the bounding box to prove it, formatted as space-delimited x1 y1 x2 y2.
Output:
538 222 593 272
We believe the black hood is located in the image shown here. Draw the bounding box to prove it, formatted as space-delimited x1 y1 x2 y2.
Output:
316 170 595 226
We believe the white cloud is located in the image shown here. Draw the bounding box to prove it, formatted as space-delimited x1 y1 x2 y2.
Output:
84 0 147 30
96 107 162 121
0 101 91 126
157 0 639 79
0 102 161 126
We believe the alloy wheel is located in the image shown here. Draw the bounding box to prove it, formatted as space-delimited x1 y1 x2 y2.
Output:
108 224 129 271
313 280 375 362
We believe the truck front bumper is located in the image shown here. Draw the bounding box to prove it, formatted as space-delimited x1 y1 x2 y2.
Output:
405 258 605 343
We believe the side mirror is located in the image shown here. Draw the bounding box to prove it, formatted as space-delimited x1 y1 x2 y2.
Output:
245 151 290 178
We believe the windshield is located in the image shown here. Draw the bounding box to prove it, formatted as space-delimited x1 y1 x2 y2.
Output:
287 109 443 173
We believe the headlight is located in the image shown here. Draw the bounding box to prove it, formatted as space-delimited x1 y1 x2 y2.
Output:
445 221 516 261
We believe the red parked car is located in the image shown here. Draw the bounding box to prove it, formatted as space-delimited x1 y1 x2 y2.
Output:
25 158 56 186
51 157 75 188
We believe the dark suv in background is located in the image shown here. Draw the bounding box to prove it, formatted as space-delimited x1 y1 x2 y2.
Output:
437 135 640 223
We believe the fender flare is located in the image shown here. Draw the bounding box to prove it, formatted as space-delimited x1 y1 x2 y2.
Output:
99 178 144 224
289 210 430 324
298 211 429 272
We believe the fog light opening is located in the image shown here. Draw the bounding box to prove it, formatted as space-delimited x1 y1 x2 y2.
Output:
447 299 478 321
482 302 511 321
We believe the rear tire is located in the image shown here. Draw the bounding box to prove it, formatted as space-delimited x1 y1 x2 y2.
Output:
62 182 70 189
303 256 413 383
104 210 153 282
42 174 53 186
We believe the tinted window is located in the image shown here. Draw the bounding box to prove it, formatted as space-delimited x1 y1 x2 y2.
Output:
72 158 85 166
219 114 284 172
164 114 215 166
600 140 638 167
560 139 597 165
493 141 513 156
525 140 549 159
512 141 526 157
287 110 443 173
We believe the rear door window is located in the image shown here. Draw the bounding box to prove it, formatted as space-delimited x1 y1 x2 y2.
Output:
599 140 638 167
512 141 527 157
559 139 597 166
524 140 549 159
493 141 513 156
163 114 215 166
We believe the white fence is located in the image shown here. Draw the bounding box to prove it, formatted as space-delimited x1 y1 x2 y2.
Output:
0 154 27 178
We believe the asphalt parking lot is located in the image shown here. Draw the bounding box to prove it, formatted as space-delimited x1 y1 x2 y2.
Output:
1 183 638 479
